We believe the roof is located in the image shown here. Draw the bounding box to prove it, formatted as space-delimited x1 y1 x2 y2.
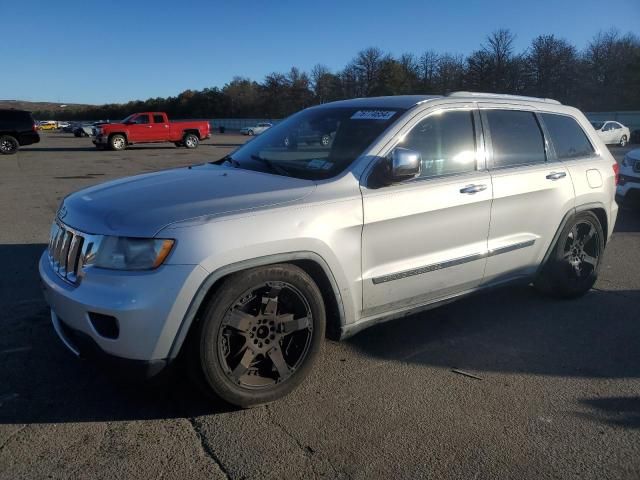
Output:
318 95 441 110
318 92 561 110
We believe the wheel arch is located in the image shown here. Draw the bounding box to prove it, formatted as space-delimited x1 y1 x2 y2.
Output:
108 132 128 143
167 251 346 361
182 128 201 140
536 202 610 279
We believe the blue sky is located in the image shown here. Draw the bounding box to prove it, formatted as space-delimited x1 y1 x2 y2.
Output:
2 0 638 104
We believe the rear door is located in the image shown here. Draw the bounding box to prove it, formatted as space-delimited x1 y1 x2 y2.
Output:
360 106 492 317
480 105 575 282
152 113 170 141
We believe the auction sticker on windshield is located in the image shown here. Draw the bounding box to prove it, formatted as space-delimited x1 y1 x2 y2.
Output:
351 110 396 120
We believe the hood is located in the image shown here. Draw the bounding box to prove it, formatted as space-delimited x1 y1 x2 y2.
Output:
60 164 316 237
626 148 640 162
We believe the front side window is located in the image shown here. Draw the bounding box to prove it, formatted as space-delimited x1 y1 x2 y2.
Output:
134 115 150 125
541 113 595 160
222 106 404 180
485 110 546 168
400 110 477 178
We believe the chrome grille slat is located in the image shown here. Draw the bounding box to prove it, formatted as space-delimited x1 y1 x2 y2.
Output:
47 221 88 285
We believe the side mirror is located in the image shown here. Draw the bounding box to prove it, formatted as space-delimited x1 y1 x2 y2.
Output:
387 147 422 182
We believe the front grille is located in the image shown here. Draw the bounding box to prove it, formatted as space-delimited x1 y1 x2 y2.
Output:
48 221 86 284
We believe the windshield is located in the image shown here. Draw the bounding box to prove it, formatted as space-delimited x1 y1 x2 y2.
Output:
121 114 135 123
224 106 404 180
590 121 604 130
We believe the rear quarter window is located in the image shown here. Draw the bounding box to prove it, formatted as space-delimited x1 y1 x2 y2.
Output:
541 113 595 160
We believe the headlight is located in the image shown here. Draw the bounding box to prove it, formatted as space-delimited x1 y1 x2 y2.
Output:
88 237 174 270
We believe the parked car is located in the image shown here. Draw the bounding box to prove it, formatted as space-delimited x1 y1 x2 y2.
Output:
590 120 630 146
283 119 336 148
616 148 640 206
92 112 210 150
240 122 272 136
62 122 79 133
73 122 103 137
57 122 70 130
38 120 58 131
40 93 618 407
0 109 40 154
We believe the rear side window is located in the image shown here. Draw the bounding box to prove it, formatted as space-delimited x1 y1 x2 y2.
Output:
401 110 477 178
541 113 595 159
153 114 164 123
485 110 546 168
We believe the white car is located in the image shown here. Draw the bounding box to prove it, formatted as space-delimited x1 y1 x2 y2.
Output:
616 148 640 205
591 121 630 146
40 93 618 407
240 122 272 136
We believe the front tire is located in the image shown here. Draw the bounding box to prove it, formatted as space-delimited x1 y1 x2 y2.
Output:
109 134 127 151
190 264 326 408
534 211 604 298
0 135 19 155
620 135 628 147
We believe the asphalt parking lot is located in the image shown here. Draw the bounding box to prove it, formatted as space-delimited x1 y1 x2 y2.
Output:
1 133 639 479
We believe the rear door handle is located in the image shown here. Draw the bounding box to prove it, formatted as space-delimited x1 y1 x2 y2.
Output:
460 184 487 194
546 171 566 180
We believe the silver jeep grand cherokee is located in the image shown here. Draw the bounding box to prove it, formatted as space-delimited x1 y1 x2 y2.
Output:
40 93 619 407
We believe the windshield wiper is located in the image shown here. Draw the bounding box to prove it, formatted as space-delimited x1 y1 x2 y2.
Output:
250 155 291 177
211 154 240 167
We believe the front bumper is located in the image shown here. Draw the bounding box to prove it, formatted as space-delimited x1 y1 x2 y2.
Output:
39 251 208 367
616 174 640 204
92 135 108 144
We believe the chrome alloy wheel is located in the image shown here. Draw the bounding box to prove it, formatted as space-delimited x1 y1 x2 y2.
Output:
216 281 313 388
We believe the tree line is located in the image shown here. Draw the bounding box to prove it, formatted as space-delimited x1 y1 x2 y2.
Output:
40 29 640 121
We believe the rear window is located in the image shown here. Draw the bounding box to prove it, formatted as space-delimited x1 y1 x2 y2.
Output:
0 110 32 122
485 110 546 168
541 113 595 160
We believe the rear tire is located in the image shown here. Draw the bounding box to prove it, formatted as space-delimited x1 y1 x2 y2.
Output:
534 211 604 298
620 135 628 147
183 133 199 149
188 264 325 408
248 130 254 136
109 134 127 151
0 135 19 155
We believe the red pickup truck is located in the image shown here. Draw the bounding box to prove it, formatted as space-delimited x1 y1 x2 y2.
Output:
92 112 210 151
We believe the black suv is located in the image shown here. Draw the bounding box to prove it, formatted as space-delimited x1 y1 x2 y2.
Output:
0 109 40 154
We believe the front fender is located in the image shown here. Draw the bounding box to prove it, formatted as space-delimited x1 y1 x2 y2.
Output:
166 250 348 360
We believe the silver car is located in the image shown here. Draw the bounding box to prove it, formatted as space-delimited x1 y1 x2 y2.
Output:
40 93 618 407
240 122 272 136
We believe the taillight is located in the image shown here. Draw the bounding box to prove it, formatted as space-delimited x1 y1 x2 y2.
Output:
612 163 620 186
33 123 37 132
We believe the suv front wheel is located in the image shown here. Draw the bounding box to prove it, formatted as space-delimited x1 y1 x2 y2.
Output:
535 211 604 298
190 264 326 407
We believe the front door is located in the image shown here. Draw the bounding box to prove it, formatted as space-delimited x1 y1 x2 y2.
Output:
360 106 492 317
127 114 153 142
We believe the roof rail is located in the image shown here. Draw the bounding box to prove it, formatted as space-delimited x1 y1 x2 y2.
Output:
446 91 561 105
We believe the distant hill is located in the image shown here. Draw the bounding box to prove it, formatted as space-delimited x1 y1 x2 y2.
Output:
0 100 93 115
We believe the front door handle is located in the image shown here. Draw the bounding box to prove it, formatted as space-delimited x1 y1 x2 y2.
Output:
460 184 487 194
546 171 566 180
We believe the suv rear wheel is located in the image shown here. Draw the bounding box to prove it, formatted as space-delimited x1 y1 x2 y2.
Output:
190 264 325 407
0 135 19 155
535 211 604 298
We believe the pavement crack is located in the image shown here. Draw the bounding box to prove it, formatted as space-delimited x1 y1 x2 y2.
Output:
265 405 327 479
0 424 27 452
187 416 231 480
